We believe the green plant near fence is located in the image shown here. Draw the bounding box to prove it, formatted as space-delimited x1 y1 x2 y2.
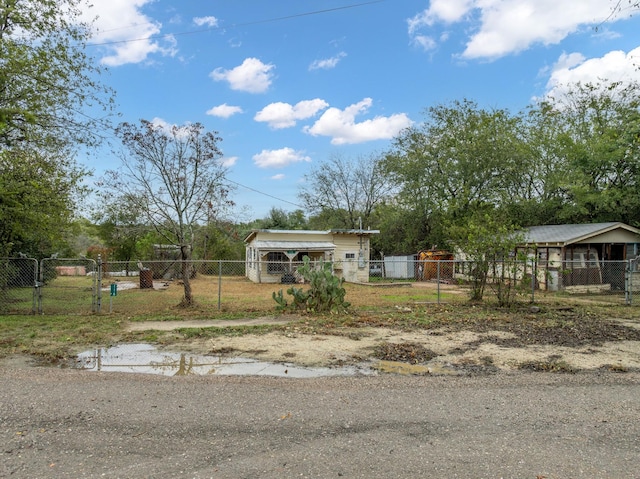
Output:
273 256 350 313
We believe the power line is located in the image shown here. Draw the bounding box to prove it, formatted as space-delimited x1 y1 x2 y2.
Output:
87 0 387 47
225 178 305 209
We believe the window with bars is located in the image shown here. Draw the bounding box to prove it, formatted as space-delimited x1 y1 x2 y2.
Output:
266 252 287 274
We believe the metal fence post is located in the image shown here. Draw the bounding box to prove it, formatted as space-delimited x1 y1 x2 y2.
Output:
96 254 102 313
218 259 222 311
625 259 632 306
436 261 441 305
531 259 536 304
37 259 44 314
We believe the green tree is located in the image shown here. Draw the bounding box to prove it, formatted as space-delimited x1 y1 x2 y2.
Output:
101 120 233 306
194 222 245 261
0 0 114 257
383 99 527 250
498 103 573 226
252 207 308 230
92 194 149 265
0 148 88 257
449 213 524 304
0 0 113 149
538 82 640 225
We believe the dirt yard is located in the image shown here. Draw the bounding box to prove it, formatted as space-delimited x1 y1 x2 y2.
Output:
124 306 640 375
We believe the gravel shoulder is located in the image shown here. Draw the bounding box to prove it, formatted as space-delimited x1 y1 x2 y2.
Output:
1 367 639 478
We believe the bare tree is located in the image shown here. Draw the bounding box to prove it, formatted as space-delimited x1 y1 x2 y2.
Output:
298 152 393 229
102 120 233 306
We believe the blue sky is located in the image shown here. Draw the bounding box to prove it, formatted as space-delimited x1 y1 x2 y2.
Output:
80 0 640 221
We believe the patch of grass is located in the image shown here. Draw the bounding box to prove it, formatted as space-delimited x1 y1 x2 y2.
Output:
372 341 439 364
0 313 125 360
518 356 577 373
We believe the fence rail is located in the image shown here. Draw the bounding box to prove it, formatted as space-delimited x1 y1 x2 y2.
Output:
0 257 636 315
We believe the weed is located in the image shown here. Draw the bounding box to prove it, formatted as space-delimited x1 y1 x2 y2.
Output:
518 356 577 373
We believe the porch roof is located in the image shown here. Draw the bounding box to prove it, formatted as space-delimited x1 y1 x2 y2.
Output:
251 240 335 251
522 222 640 247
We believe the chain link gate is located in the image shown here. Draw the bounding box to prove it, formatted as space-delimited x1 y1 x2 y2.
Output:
39 257 98 314
626 257 640 305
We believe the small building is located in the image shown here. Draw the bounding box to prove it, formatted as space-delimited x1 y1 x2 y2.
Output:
383 255 417 280
244 229 379 284
518 222 640 291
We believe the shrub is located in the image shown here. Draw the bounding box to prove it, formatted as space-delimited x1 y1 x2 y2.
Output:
272 256 350 313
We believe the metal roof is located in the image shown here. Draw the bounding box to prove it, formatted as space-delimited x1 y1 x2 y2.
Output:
522 222 640 246
250 240 336 251
244 228 379 243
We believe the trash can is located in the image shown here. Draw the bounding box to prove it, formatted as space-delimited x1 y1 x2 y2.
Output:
140 269 154 289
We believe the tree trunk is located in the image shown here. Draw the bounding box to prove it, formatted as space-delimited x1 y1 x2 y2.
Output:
180 246 193 306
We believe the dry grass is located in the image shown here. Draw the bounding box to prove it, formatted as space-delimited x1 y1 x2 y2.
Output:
1 273 638 363
33 273 627 319
106 276 462 318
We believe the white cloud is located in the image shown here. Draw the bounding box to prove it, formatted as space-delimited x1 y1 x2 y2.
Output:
149 117 174 132
408 0 473 33
411 35 437 52
303 98 413 145
252 148 312 169
220 156 238 168
271 174 286 180
210 58 275 93
206 104 243 118
544 47 640 100
148 117 192 138
193 16 218 27
254 99 329 129
309 52 347 71
83 0 176 66
408 0 628 61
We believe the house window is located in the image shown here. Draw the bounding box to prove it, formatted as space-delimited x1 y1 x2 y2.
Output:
267 252 287 274
345 253 355 259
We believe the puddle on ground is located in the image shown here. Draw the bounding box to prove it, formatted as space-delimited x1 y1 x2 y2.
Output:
74 344 376 378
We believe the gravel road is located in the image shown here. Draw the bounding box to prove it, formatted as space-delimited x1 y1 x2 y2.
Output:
2 366 639 478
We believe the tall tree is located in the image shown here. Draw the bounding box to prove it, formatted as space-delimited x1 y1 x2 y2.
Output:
252 207 308 230
537 81 640 225
92 194 149 265
499 103 573 226
0 147 87 257
0 0 114 257
100 120 233 306
383 99 527 250
299 152 392 229
0 0 114 149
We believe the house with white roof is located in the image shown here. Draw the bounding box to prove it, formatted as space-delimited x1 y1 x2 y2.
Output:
244 229 379 284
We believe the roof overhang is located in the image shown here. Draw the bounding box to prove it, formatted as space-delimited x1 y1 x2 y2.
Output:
250 240 335 251
244 228 380 243
520 222 640 248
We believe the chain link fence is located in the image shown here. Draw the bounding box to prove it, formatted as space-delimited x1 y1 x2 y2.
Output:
371 258 631 305
0 257 38 314
1 256 637 315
